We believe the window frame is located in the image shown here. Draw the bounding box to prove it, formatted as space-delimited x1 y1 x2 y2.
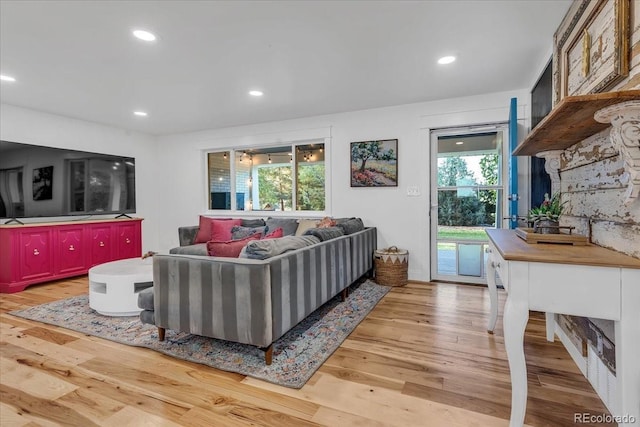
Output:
204 137 331 217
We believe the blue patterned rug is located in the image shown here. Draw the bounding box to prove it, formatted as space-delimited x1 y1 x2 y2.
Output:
10 280 389 389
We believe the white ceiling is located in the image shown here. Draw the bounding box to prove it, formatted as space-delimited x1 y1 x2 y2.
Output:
0 0 571 136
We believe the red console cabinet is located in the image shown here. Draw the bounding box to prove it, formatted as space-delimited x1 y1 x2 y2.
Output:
0 218 142 293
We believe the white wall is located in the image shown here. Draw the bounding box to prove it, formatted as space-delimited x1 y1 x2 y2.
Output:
157 89 531 281
0 104 160 252
1 89 531 281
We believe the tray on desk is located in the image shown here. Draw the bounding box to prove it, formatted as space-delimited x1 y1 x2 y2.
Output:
515 228 589 245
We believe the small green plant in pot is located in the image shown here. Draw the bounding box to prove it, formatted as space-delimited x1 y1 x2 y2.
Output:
528 192 565 234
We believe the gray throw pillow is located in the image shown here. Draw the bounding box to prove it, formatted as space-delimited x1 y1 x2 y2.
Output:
336 218 365 235
241 218 266 227
304 226 344 241
265 218 299 236
231 225 266 240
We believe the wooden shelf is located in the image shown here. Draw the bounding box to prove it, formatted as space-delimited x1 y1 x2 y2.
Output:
513 90 640 156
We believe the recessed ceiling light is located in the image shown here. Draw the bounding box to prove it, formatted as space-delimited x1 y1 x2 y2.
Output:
437 56 456 65
249 90 263 97
133 30 156 42
0 74 16 82
456 141 464 145
133 111 148 117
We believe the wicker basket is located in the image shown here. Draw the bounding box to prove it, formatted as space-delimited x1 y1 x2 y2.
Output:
374 246 408 287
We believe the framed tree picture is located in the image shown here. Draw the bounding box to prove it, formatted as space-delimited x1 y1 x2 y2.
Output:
350 139 398 187
32 166 53 201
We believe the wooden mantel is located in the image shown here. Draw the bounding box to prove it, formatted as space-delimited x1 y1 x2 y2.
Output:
513 90 640 156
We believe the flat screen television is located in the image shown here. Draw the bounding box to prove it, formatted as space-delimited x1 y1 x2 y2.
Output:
0 140 136 220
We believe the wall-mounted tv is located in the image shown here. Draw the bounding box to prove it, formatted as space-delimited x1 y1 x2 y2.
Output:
0 140 136 220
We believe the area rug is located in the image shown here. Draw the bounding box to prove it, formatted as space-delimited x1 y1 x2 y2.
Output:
10 280 389 389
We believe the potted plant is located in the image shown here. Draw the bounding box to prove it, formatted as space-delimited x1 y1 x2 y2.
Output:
528 192 565 234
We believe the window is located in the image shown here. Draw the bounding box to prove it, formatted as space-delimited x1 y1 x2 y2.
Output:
206 142 326 212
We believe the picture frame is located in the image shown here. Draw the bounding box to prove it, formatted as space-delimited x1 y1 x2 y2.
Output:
32 166 53 201
350 139 398 187
553 0 630 105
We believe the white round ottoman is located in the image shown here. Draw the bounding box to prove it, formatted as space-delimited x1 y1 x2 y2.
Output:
89 257 153 316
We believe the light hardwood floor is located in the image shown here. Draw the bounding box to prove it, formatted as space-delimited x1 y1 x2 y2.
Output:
0 277 612 426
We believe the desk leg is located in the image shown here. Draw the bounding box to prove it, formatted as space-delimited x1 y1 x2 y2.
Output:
616 270 640 426
545 312 555 342
486 255 498 334
503 264 529 427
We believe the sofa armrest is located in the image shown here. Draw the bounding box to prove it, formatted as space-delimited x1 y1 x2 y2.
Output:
178 226 199 246
152 254 273 347
349 227 377 282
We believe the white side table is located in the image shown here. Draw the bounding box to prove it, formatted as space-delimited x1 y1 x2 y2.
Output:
89 257 153 316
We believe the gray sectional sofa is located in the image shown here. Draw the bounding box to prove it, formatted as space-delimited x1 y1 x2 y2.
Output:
139 221 376 364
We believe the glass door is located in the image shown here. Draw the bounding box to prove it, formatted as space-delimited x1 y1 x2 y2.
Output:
430 125 509 284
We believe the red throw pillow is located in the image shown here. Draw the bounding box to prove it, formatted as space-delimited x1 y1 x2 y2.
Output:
206 233 261 258
210 218 242 241
194 216 233 244
263 227 283 239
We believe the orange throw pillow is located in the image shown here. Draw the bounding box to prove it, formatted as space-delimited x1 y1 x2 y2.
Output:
317 216 336 228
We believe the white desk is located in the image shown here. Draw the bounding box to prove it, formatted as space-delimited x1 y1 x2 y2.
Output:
485 229 640 427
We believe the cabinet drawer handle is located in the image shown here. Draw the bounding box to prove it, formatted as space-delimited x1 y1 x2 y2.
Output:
125 238 131 244
99 241 105 247
33 249 40 256
487 248 493 254
69 245 75 251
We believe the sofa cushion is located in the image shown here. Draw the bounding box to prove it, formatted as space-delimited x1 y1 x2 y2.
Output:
194 216 232 243
139 309 155 325
295 219 319 236
242 235 320 260
137 287 154 310
170 243 208 256
207 233 261 258
231 225 267 240
336 217 365 235
265 218 299 236
304 226 344 241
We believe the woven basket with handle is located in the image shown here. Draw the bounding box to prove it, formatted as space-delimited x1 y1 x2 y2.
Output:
374 246 408 287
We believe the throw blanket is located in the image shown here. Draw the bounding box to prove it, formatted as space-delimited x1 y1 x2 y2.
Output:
243 235 320 260
304 226 344 241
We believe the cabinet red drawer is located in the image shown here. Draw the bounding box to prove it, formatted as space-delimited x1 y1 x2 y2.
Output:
89 225 113 266
56 226 86 274
19 230 52 281
116 223 139 259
